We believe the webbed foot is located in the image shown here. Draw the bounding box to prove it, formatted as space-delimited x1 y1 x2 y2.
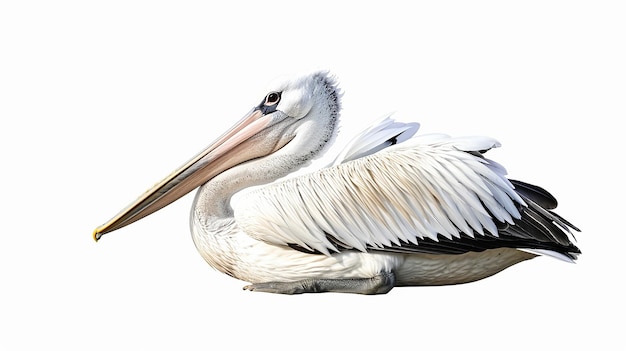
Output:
243 272 395 295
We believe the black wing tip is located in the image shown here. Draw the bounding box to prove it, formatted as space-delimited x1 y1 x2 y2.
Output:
510 179 559 209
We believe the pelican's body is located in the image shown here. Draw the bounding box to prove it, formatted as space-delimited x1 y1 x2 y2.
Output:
95 71 580 294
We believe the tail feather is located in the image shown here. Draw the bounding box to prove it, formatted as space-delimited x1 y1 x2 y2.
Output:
505 180 581 261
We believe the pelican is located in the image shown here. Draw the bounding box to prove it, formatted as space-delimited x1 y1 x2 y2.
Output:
94 71 580 294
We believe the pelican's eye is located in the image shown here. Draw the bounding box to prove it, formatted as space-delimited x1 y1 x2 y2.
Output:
264 92 281 106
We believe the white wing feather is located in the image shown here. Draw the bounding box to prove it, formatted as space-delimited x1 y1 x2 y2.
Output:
234 124 523 255
330 115 420 165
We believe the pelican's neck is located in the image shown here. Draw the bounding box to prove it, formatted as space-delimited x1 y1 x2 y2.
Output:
193 97 340 223
192 155 289 222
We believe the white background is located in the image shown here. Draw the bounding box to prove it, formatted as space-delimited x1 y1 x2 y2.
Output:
1 1 623 350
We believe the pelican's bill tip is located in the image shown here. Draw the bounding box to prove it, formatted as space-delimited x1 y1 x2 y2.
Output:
92 227 103 242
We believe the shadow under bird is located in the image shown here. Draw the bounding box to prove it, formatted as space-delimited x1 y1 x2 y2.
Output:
93 71 581 294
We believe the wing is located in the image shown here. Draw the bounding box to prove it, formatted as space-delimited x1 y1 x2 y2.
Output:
234 126 580 261
328 115 420 166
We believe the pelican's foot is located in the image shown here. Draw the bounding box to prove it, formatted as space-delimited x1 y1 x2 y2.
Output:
243 272 396 295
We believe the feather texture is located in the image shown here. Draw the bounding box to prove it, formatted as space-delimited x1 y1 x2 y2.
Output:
235 127 580 261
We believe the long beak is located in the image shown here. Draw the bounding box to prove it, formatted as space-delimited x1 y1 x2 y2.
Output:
93 108 269 241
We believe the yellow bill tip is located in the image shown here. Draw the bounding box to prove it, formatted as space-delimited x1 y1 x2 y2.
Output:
92 227 103 242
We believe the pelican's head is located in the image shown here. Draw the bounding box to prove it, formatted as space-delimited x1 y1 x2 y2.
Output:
93 71 341 240
264 71 340 119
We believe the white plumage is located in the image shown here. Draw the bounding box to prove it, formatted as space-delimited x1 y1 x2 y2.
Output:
237 132 517 252
95 71 580 294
